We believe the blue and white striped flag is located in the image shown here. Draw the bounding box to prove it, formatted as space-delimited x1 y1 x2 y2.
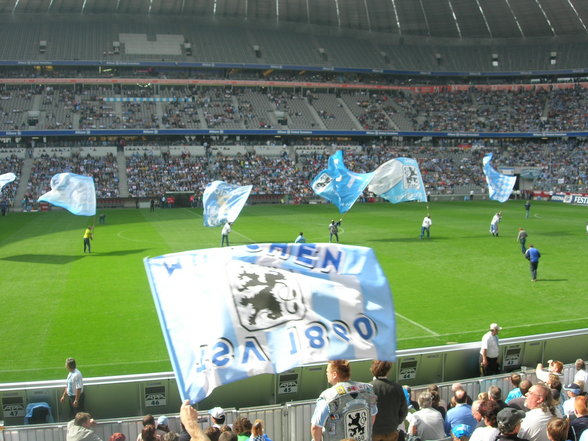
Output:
203 181 253 227
37 173 96 216
311 150 375 213
144 243 396 403
0 172 16 192
483 153 516 203
368 158 427 204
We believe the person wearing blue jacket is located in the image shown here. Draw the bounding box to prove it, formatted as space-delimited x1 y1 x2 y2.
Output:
525 244 541 282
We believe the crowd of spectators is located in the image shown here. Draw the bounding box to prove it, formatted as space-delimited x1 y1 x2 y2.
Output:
26 152 119 202
1 138 587 208
126 151 208 198
0 154 23 205
55 357 588 441
2 82 588 132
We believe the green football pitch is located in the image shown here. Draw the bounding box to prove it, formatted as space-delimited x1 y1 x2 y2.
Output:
0 200 586 384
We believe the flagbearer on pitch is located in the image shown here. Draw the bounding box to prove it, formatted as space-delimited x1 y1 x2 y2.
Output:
83 226 93 253
329 219 342 243
420 215 432 239
221 222 232 247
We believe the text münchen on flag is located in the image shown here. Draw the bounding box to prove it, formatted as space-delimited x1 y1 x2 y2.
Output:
311 150 375 213
203 181 253 227
38 173 96 216
144 243 396 403
483 153 517 203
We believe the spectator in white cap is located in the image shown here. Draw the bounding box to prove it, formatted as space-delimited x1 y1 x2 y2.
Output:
563 384 582 418
209 407 226 428
157 416 170 436
480 323 501 376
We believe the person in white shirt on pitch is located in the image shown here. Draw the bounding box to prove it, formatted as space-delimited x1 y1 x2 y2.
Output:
420 215 432 240
221 222 232 247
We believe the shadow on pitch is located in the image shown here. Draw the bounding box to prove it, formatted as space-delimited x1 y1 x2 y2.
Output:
1 254 83 265
535 279 568 282
1 249 149 264
88 249 149 257
369 236 449 243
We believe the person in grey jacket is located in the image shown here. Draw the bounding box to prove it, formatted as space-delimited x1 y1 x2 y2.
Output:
67 412 102 441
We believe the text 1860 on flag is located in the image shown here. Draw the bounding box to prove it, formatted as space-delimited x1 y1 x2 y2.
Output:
144 243 396 403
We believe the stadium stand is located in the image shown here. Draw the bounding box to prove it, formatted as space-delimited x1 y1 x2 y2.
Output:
1 2 588 439
3 138 587 212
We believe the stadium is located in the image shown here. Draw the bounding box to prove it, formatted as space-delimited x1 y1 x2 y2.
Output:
0 0 587 440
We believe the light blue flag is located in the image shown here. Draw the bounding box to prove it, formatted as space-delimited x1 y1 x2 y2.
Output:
144 243 396 403
203 181 253 227
0 172 16 192
311 150 375 213
368 158 427 204
37 173 96 216
483 153 517 203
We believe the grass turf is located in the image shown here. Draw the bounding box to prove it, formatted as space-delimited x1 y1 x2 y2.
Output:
0 200 586 383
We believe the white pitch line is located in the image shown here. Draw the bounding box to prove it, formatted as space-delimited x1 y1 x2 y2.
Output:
117 229 163 244
397 317 587 341
395 312 440 336
184 208 258 244
0 359 171 374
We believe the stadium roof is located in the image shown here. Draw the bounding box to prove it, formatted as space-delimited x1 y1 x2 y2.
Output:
1 0 587 40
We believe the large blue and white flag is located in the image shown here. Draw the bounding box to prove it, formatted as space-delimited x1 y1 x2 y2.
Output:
311 150 375 213
368 158 427 204
144 243 396 403
37 173 96 216
203 181 253 227
483 153 516 203
0 172 16 192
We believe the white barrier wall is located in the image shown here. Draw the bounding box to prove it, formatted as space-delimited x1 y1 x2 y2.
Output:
1 329 586 439
32 147 71 158
209 145 247 156
79 146 117 157
0 363 584 441
168 145 206 157
0 148 25 159
124 146 162 157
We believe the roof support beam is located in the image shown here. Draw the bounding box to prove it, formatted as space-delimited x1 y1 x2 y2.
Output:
447 0 462 38
390 0 401 35
504 0 525 37
474 0 493 38
419 0 431 37
567 0 588 34
364 0 372 32
535 0 556 36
